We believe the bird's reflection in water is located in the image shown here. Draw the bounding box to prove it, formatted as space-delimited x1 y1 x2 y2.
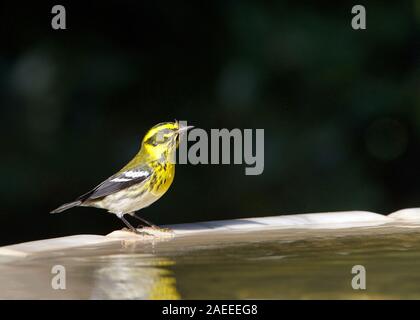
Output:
89 253 180 299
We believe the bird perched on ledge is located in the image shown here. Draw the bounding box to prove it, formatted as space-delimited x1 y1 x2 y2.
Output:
51 121 193 234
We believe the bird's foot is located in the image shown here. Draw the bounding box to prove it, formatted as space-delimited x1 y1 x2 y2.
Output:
121 227 151 236
152 226 172 233
136 225 172 233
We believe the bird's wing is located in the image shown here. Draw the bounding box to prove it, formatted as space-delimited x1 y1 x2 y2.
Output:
77 166 152 201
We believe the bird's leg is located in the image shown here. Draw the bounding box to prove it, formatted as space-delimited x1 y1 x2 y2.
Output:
132 212 172 232
118 214 149 235
132 213 158 228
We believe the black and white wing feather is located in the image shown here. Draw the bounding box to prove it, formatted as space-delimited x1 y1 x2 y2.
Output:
51 166 152 214
78 166 152 201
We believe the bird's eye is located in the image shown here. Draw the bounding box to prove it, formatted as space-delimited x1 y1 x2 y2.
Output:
145 135 159 146
145 132 172 147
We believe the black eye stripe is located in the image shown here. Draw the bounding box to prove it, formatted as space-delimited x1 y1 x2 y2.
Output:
145 136 159 146
145 129 175 146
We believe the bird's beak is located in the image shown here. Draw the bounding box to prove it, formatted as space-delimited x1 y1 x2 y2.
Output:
177 125 194 133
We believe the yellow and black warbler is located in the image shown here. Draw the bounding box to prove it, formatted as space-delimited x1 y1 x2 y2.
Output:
51 121 192 234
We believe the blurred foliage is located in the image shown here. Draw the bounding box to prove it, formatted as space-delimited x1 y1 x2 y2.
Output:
0 1 419 245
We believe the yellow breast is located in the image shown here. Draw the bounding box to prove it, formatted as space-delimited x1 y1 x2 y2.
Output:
149 162 175 196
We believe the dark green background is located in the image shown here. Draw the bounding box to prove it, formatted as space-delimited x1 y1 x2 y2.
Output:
1 1 419 245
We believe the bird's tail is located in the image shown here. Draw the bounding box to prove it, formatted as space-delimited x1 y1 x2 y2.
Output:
50 200 82 214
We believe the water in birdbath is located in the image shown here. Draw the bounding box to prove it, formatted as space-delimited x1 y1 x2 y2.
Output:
1 223 420 299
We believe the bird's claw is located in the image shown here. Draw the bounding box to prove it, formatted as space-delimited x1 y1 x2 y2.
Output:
121 227 151 236
136 225 172 233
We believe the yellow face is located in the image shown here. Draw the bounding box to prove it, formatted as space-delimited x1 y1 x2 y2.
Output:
142 122 181 158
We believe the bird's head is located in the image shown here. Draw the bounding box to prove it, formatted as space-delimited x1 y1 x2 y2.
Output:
141 121 193 160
